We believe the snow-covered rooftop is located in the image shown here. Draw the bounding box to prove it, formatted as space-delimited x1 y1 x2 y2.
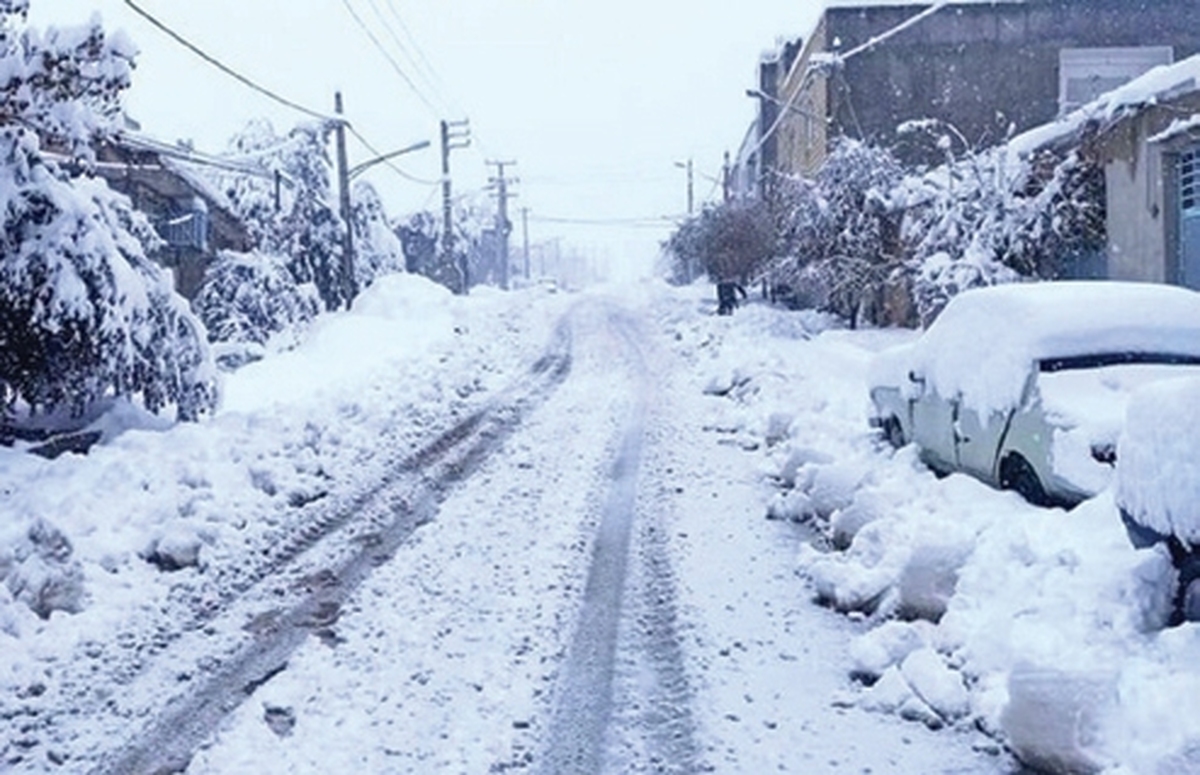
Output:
1011 54 1200 156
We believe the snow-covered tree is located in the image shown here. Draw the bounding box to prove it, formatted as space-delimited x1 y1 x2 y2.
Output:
665 200 774 286
351 180 405 290
901 140 1106 323
0 3 217 424
216 119 349 311
193 249 320 357
768 140 907 324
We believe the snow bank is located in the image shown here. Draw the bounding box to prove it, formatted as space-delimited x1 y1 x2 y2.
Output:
0 274 563 650
1117 377 1200 545
871 281 1200 415
682 288 1200 772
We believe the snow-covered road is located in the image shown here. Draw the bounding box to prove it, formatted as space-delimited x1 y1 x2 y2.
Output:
181 289 1010 774
34 277 1199 773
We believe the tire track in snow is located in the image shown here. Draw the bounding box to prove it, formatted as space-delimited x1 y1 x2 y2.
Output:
82 320 573 775
538 307 702 774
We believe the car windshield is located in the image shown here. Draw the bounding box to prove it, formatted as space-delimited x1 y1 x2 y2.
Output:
1038 352 1200 372
1038 359 1200 430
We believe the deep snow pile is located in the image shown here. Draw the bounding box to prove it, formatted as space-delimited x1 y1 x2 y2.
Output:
1117 377 1200 546
0 275 567 705
684 288 1200 774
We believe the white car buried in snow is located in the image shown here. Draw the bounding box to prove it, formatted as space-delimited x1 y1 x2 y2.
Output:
869 282 1200 507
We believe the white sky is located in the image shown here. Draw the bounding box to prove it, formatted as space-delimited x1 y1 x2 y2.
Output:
28 1 826 279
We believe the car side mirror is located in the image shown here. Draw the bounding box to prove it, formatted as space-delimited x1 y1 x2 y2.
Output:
907 370 926 396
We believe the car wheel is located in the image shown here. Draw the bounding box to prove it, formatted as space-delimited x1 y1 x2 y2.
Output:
1000 454 1052 508
880 416 905 449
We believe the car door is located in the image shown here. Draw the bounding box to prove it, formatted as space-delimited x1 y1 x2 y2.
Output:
908 376 958 473
954 401 1008 484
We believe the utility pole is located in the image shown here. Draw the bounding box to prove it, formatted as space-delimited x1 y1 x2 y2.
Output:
676 158 695 215
486 160 518 290
723 151 732 204
440 118 471 294
687 158 695 215
521 206 530 280
334 92 355 308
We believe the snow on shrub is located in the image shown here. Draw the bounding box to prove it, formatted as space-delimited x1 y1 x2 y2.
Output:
213 119 349 311
0 130 217 422
194 249 320 362
351 180 406 290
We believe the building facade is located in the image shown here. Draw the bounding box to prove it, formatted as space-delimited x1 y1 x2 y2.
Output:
757 0 1200 183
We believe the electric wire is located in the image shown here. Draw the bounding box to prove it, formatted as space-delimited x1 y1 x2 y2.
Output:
363 0 453 117
123 0 333 122
125 0 440 191
339 0 441 118
383 0 463 115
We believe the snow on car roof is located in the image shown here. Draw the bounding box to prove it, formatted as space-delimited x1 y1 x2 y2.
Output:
873 281 1200 415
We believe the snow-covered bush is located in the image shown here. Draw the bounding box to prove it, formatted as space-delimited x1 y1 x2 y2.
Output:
0 4 217 424
193 249 320 359
768 140 907 325
665 199 774 285
901 140 1105 324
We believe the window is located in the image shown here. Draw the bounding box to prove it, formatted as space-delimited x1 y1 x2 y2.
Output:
1059 47 1174 114
1183 148 1199 214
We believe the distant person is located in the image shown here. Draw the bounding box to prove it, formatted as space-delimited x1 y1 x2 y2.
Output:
717 280 747 316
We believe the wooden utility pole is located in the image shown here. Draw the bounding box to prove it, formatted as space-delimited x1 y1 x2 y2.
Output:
686 158 695 215
441 119 472 294
521 206 530 280
334 92 356 307
723 151 732 204
486 160 517 290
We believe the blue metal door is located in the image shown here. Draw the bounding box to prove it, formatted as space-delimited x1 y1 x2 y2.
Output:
1182 148 1200 289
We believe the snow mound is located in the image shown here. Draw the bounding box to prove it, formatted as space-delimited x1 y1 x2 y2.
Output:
1117 376 1200 545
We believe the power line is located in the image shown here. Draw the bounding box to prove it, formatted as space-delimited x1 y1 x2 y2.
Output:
383 0 462 115
123 0 332 122
339 0 441 118
363 0 454 117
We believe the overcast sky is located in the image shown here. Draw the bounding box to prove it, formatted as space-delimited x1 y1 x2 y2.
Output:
29 1 826 278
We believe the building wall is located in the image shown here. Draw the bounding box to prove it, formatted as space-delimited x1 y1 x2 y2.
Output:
1098 92 1200 286
783 0 1200 171
776 17 830 178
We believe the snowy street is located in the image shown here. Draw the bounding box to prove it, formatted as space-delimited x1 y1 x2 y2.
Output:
8 277 1200 773
1 280 1017 773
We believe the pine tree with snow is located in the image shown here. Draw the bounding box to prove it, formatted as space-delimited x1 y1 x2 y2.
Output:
0 2 217 424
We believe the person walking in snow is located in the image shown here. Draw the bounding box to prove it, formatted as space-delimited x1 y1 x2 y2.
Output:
717 280 747 316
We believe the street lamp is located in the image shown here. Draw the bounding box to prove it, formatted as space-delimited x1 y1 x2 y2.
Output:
348 139 432 180
745 89 822 121
674 159 694 215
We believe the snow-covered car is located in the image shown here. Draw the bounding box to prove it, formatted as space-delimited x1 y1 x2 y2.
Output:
869 282 1200 507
